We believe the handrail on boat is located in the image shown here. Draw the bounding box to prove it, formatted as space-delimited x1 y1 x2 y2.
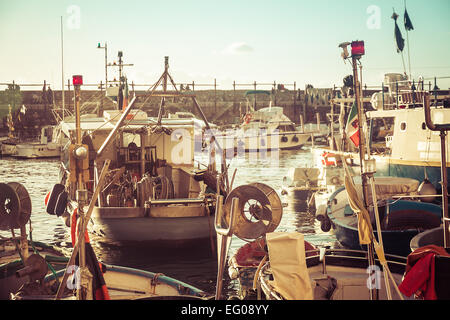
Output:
423 93 450 248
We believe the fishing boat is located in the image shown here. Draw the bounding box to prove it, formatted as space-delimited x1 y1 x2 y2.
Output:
14 125 61 159
46 57 224 249
19 64 213 301
55 111 217 246
214 90 309 152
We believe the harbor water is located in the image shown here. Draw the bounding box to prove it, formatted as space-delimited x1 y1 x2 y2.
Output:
0 147 338 297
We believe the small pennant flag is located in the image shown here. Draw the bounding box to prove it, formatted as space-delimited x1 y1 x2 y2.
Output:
404 8 414 31
392 11 405 53
346 102 360 147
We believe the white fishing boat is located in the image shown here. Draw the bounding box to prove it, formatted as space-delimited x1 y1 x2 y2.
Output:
46 58 227 249
54 109 217 246
214 90 309 152
312 73 450 193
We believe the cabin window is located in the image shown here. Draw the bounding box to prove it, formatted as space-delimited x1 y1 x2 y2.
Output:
276 125 295 132
422 122 426 130
400 122 407 131
286 125 295 131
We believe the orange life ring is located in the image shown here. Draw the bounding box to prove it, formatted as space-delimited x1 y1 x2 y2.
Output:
243 113 252 124
321 151 338 167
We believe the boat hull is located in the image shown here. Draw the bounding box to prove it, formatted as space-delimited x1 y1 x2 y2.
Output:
410 226 444 251
14 143 60 159
332 221 432 257
90 214 216 247
327 188 442 257
12 263 207 300
217 131 309 152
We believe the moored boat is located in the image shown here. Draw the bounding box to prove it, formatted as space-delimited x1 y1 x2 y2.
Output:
11 262 209 300
13 125 61 159
324 178 442 257
47 58 225 250
214 90 309 153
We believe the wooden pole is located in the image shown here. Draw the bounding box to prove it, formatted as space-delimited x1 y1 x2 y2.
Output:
55 160 111 300
351 54 378 300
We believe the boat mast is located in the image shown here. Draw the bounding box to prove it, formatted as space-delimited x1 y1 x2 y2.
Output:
341 40 379 300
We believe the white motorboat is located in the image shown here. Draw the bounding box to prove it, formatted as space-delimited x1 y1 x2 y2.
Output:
214 90 309 152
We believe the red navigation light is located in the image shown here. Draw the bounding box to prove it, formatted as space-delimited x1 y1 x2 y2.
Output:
351 41 365 56
72 75 83 86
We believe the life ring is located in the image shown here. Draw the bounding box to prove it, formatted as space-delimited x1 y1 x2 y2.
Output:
243 113 252 124
321 151 338 167
281 136 288 143
292 136 299 143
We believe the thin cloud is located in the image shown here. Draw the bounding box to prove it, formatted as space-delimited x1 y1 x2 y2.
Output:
222 42 254 55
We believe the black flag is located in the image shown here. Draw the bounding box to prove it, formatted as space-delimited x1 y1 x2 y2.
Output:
404 8 414 31
392 12 405 53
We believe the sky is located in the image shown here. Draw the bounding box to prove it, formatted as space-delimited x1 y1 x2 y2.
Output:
0 0 449 90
